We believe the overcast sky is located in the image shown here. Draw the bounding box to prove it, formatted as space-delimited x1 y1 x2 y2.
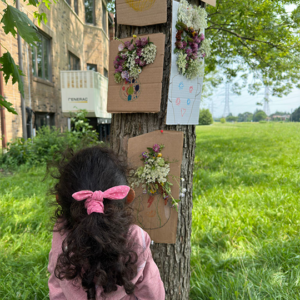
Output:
201 84 300 118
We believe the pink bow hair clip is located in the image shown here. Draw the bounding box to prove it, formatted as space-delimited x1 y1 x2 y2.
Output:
72 185 130 215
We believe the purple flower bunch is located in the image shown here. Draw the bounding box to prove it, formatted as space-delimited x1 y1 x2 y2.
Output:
175 21 206 69
114 35 154 84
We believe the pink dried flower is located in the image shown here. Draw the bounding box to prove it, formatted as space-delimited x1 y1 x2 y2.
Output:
137 48 143 56
128 44 135 51
124 41 131 48
200 33 205 41
191 43 198 51
139 60 146 67
135 58 141 65
116 65 123 72
153 144 160 152
186 48 193 55
175 41 184 49
135 39 142 47
182 41 187 48
141 37 148 46
194 37 201 44
202 53 206 58
118 43 124 51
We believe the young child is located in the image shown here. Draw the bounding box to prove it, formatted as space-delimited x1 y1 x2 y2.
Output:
48 146 165 300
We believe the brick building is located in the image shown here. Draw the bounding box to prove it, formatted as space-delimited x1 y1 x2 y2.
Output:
0 0 111 143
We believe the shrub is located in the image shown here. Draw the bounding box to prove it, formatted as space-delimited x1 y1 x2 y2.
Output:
199 109 213 125
1 110 100 168
253 110 267 122
220 118 226 123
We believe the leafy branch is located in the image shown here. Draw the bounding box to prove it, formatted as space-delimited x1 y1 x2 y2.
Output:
0 0 56 114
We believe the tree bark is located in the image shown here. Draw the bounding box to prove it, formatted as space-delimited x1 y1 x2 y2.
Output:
110 1 204 299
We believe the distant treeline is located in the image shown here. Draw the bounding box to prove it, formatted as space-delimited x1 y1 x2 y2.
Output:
214 107 300 122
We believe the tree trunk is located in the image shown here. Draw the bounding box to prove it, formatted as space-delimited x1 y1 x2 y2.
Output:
110 1 205 299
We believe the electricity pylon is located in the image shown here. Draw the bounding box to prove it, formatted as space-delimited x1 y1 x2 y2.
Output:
222 82 232 117
263 86 271 116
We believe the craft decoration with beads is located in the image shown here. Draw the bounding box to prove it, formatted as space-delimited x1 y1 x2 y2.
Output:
114 35 157 84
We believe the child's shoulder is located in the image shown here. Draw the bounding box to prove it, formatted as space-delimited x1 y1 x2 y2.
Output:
128 225 151 251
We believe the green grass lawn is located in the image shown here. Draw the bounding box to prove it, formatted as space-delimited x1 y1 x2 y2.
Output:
1 122 300 299
190 122 300 299
0 166 55 300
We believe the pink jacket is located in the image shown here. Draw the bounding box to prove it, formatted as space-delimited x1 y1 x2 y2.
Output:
48 224 165 300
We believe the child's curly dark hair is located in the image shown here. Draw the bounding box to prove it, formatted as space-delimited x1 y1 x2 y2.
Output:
50 146 138 299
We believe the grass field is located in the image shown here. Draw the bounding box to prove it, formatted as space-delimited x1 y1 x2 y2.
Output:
190 123 300 299
1 122 300 299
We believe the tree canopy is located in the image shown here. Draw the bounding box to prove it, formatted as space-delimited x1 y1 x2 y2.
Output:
206 0 300 97
291 106 300 122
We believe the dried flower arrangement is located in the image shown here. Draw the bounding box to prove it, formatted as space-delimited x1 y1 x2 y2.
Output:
130 144 185 209
174 0 211 79
114 35 157 84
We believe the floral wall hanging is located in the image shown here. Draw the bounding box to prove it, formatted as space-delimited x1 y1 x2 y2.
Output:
108 33 165 113
166 0 207 125
174 0 211 79
127 130 184 244
114 36 157 84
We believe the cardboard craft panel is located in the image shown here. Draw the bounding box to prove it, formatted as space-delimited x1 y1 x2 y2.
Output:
203 0 216 7
166 0 204 125
127 130 184 244
116 0 167 26
107 33 165 113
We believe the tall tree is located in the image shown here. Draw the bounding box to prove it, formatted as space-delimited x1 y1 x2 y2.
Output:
110 1 204 298
205 0 300 97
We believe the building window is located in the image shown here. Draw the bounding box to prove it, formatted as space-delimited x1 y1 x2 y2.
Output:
31 32 51 81
87 63 97 71
85 0 95 24
74 0 78 14
34 112 55 131
102 2 107 34
104 68 108 78
68 52 80 70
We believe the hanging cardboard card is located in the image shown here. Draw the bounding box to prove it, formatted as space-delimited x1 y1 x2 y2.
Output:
166 0 204 125
127 130 184 244
116 0 167 26
107 33 165 113
202 0 216 7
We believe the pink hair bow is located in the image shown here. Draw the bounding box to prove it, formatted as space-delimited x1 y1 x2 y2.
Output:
72 186 130 215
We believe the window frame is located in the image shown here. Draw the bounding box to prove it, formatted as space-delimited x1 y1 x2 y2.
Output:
74 0 78 14
68 51 81 70
102 2 107 34
85 0 95 24
103 68 108 78
87 63 97 72
31 32 52 81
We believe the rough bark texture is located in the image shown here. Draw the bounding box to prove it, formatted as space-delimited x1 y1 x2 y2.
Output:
110 1 204 299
